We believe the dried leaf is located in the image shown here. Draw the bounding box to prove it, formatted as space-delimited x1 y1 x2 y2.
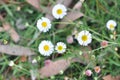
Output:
44 6 53 20
3 23 20 43
73 1 82 10
26 0 48 14
57 11 84 28
0 44 36 56
56 0 72 7
45 14 54 21
11 76 29 80
26 0 42 12
56 0 64 4
0 15 20 43
0 14 3 20
39 46 92 78
2 0 9 4
0 0 9 4
26 0 53 21
56 0 84 29
39 59 71 78
103 74 120 80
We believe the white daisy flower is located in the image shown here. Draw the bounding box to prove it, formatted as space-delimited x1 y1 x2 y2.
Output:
77 30 92 46
106 20 117 31
37 17 51 32
9 61 15 67
38 40 54 56
55 42 66 54
52 4 67 19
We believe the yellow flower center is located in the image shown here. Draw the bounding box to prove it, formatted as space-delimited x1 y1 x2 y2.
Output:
57 9 63 15
109 24 114 29
82 35 88 41
58 46 63 51
41 22 47 27
44 45 49 51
